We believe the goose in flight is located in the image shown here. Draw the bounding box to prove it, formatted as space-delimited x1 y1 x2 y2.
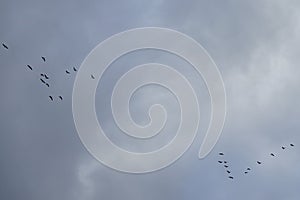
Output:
27 65 33 70
73 67 77 72
59 96 63 100
41 56 46 62
66 70 70 74
257 161 262 165
40 78 46 84
49 96 53 101
91 74 95 79
2 43 8 49
245 167 251 174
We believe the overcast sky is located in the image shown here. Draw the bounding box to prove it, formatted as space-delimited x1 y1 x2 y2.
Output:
1 0 300 199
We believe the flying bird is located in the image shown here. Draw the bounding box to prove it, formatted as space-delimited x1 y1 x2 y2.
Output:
247 167 251 171
40 73 45 77
282 146 286 150
41 56 46 62
2 43 8 49
44 74 49 79
244 171 248 174
226 170 231 174
219 152 224 156
73 67 77 72
91 74 95 79
59 96 63 100
290 143 294 147
228 176 234 179
257 161 262 165
40 78 45 84
224 165 228 168
218 161 223 164
66 70 70 74
27 65 33 70
46 83 49 87
49 96 53 101
270 153 275 157
224 161 227 164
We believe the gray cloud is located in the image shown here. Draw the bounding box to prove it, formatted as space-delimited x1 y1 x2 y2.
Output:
1 0 300 199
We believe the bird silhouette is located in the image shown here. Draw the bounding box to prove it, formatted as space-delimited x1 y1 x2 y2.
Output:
224 161 227 164
41 56 46 62
49 96 53 101
257 161 262 165
59 96 63 100
2 43 8 49
226 170 231 174
44 74 49 79
224 165 228 168
228 176 234 179
244 171 248 174
66 70 70 74
46 83 49 87
290 143 294 147
247 167 251 171
270 153 275 157
40 73 45 77
91 74 95 79
219 152 224 156
218 161 223 164
73 67 77 72
282 146 286 150
40 78 46 84
27 65 33 70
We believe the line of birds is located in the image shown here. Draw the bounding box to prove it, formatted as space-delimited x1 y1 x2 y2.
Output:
66 67 95 79
217 143 295 180
2 42 298 182
2 42 97 101
217 152 234 179
3 42 67 101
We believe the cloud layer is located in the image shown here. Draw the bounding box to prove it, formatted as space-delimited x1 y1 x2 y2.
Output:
1 0 300 199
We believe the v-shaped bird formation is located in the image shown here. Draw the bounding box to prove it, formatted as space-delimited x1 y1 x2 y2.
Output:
217 143 296 180
1 42 98 102
1 41 298 182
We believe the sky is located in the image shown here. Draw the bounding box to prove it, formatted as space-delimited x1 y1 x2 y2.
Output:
0 0 300 199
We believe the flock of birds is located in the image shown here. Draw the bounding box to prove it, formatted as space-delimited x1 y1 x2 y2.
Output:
217 143 296 180
1 42 298 181
1 42 96 101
